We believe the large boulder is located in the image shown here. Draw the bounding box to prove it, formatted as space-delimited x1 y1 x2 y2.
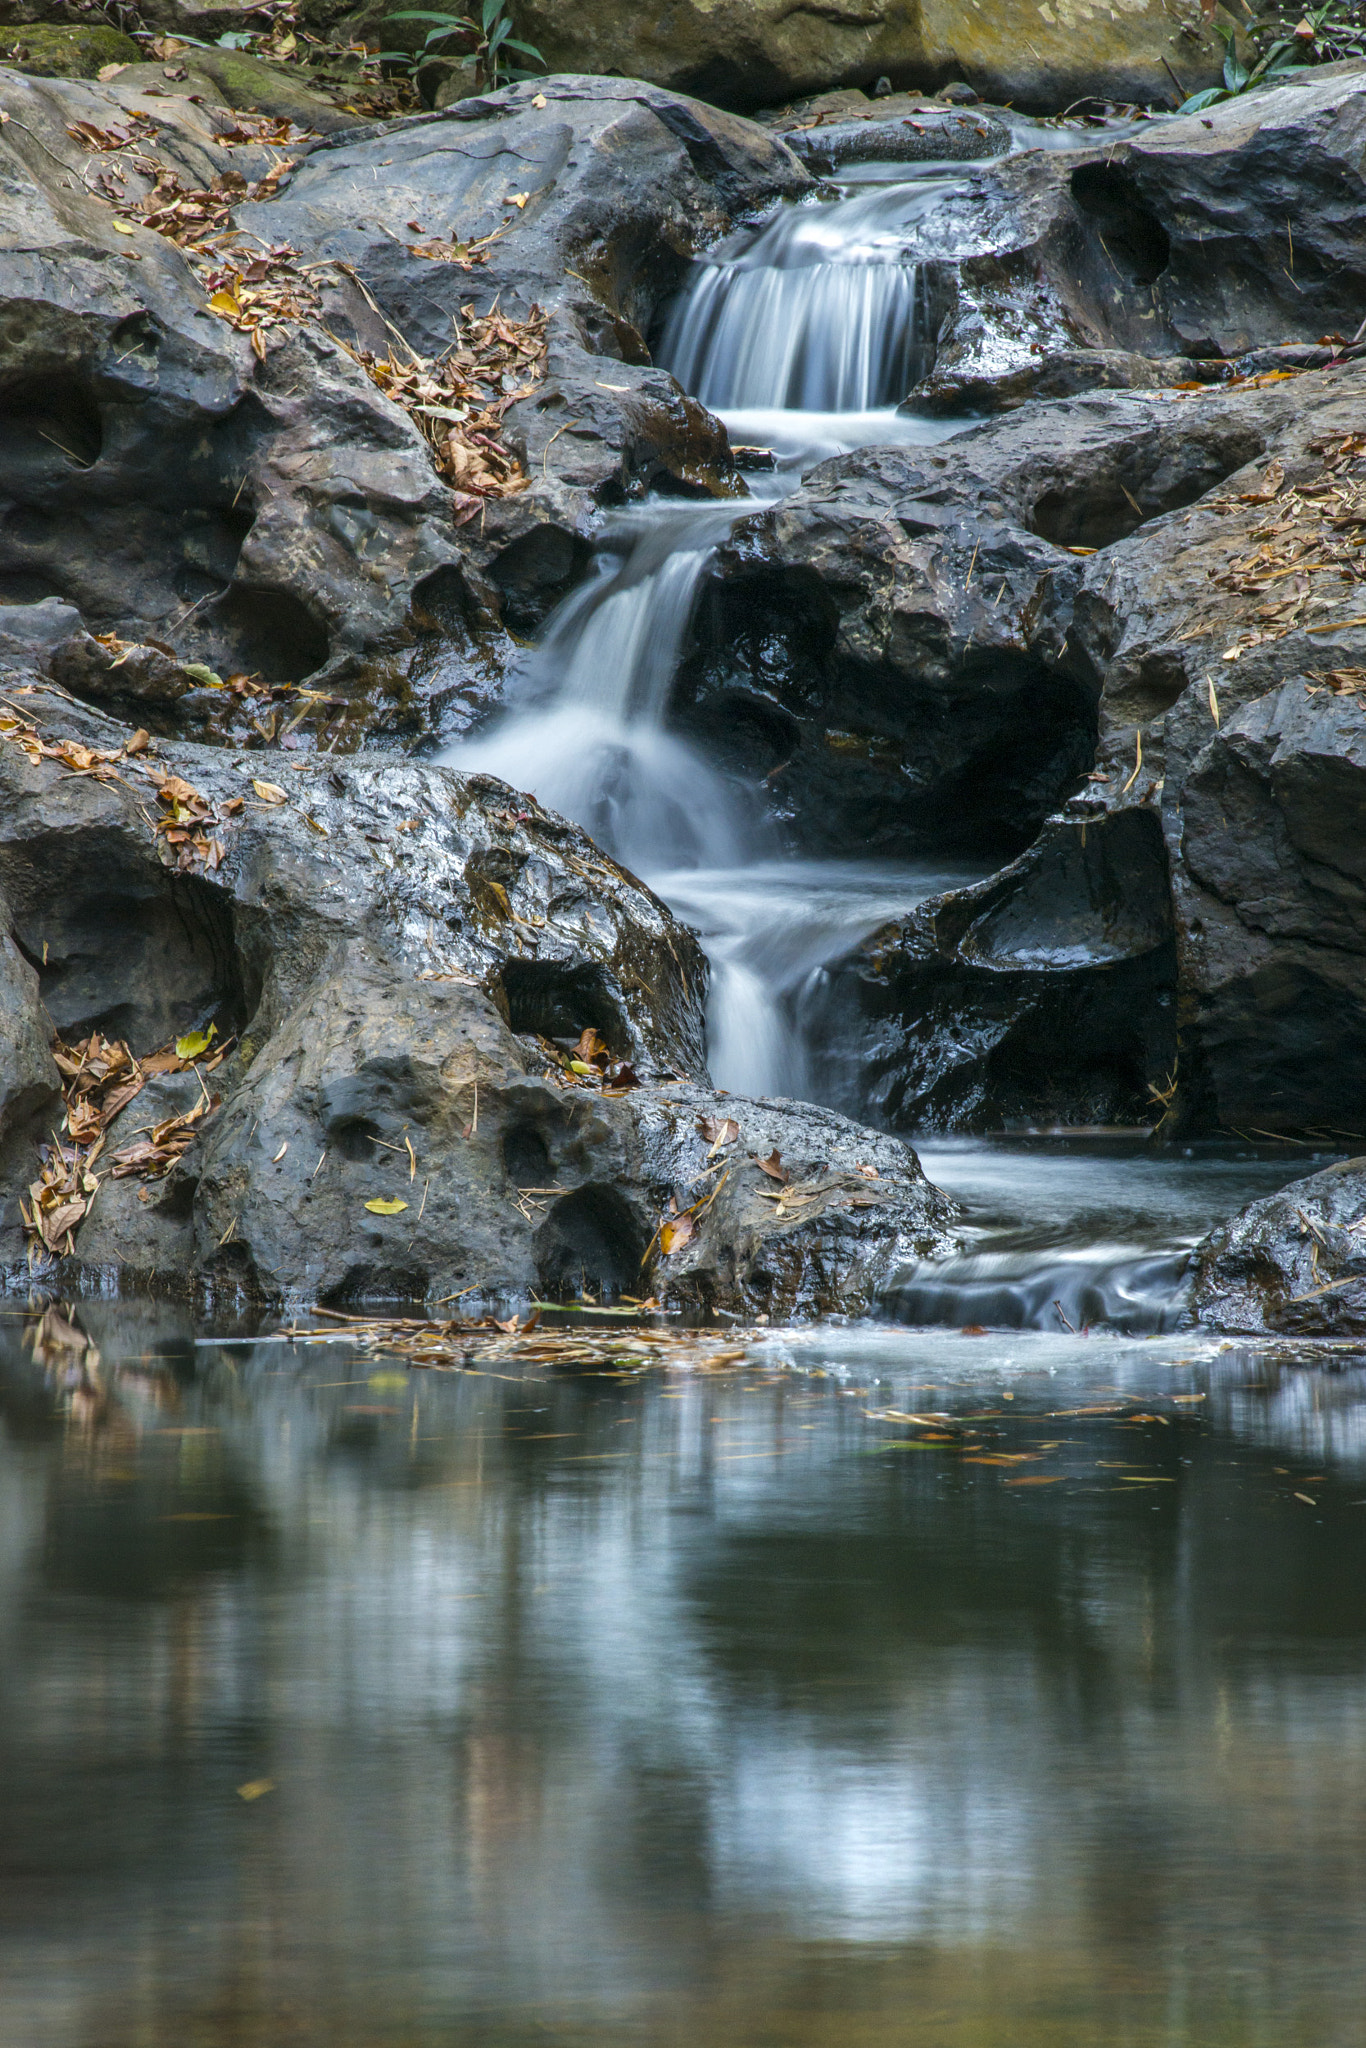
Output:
0 682 955 1315
511 0 1236 114
0 65 808 734
903 66 1366 415
701 349 1366 1134
1189 1157 1366 1335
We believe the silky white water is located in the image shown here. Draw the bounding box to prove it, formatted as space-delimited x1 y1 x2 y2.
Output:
437 139 1305 1331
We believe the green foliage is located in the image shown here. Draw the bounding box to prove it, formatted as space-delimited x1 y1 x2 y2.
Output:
380 0 543 87
1180 3 1366 113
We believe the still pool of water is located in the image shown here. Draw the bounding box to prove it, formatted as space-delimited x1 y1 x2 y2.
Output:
4 1297 1366 2047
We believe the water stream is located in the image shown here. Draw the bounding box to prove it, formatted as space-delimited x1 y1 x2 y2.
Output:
442 147 1323 1335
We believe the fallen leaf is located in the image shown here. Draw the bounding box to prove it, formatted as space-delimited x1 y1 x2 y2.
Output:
175 1024 217 1060
272 1141 288 1163
364 1197 409 1215
236 1779 274 1801
755 1149 789 1184
252 779 287 804
112 219 138 236
97 62 128 80
659 1212 696 1255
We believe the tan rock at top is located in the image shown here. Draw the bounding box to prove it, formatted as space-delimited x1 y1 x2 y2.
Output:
514 0 1238 112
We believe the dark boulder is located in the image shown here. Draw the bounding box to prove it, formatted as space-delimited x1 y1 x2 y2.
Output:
0 684 955 1316
812 808 1177 1130
1190 1157 1366 1336
904 68 1366 415
0 67 809 735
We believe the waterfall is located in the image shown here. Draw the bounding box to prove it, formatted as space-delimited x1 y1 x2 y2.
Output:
450 502 757 877
656 178 955 413
441 173 971 1097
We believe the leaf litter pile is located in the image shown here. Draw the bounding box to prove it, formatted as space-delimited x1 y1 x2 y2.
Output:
0 696 240 874
288 1307 763 1376
22 1030 233 1260
1202 432 1366 659
64 104 546 513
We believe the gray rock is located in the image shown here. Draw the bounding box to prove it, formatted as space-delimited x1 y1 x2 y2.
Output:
0 685 953 1315
782 106 1011 172
0 599 84 666
812 809 1177 1130
1190 1157 1366 1336
902 69 1366 416
0 67 807 732
0 877 60 1156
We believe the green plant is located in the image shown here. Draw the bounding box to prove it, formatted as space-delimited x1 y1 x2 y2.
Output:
380 0 543 88
1180 2 1366 111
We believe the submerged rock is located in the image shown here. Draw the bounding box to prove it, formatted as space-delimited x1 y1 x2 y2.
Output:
0 686 953 1316
1190 1158 1366 1336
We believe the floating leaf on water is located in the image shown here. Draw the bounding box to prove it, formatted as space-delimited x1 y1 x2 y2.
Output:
364 1198 409 1215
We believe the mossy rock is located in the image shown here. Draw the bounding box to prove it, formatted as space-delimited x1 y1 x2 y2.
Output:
173 45 361 131
0 23 141 79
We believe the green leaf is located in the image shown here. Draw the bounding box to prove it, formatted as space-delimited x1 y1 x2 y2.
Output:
176 1023 218 1060
385 9 476 22
179 660 224 689
216 30 255 47
503 38 543 60
1179 86 1230 112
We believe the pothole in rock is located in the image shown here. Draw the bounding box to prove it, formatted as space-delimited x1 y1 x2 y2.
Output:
1069 163 1170 290
534 1183 648 1301
1028 430 1267 550
496 958 631 1057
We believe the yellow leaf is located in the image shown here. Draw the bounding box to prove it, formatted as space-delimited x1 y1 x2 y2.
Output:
236 1779 274 1801
112 219 138 236
567 1059 594 1075
175 1024 217 1060
364 1198 408 1215
368 1373 409 1390
208 288 241 314
252 779 287 805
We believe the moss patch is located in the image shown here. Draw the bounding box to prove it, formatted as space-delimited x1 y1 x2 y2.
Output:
0 24 141 79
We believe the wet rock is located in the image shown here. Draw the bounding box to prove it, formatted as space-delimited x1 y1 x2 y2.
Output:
240 77 808 552
813 809 1177 1130
0 685 952 1316
1189 1157 1366 1336
643 1086 959 1318
0 880 60 1152
510 0 1232 114
0 66 806 734
915 69 1366 408
677 385 1272 859
782 105 1011 172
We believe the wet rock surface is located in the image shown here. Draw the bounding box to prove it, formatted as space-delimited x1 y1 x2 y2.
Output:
1190 1157 1366 1336
0 685 954 1316
812 810 1177 1130
902 68 1366 415
0 66 807 738
710 352 1366 1134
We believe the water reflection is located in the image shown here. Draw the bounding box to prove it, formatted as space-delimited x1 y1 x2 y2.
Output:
3 1310 1366 2045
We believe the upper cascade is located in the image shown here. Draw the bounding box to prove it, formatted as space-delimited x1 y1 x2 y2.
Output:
657 181 951 413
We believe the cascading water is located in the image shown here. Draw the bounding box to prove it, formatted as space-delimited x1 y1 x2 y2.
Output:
440 136 1300 1334
655 178 955 413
